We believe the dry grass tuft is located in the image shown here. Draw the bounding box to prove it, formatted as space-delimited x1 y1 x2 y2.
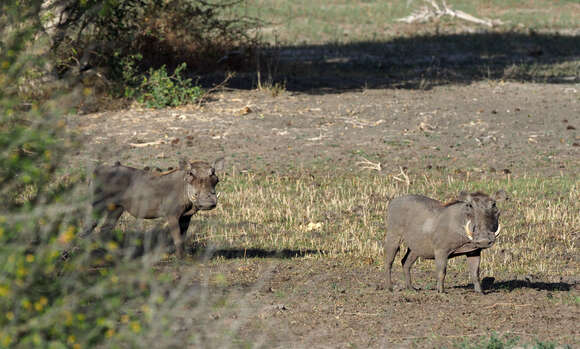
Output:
180 170 579 279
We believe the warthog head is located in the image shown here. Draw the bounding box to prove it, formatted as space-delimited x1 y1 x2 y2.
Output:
460 190 507 248
181 158 225 211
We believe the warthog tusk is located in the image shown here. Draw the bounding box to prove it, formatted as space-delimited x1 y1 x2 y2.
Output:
464 220 473 240
217 192 221 199
494 224 501 238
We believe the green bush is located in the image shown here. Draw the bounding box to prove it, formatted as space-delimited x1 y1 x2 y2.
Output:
1 2 197 347
128 62 204 108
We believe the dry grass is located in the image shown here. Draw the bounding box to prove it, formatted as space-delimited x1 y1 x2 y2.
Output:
236 0 580 45
160 170 580 279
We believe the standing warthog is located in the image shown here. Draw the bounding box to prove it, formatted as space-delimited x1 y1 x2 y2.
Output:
384 191 506 293
81 158 224 258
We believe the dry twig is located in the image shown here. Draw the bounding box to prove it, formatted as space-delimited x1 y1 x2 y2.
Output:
356 157 382 171
392 166 410 186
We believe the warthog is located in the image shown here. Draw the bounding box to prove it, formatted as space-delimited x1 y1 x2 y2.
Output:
81 158 224 258
384 191 506 293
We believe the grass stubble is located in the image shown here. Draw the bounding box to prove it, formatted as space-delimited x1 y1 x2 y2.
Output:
191 169 578 279
107 167 578 347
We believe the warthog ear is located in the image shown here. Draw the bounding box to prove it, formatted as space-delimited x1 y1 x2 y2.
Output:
213 157 225 172
178 158 189 170
493 189 508 202
458 191 472 203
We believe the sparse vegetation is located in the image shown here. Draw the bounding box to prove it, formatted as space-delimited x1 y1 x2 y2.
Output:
188 171 578 279
2 0 578 347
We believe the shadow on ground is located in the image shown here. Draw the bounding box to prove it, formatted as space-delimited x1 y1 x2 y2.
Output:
191 247 322 260
487 278 574 292
454 277 575 292
204 31 580 92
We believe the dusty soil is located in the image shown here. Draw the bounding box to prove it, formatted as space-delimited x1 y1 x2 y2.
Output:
169 257 578 348
68 81 579 347
71 82 578 177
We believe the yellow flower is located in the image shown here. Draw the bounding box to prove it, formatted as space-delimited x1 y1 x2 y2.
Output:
21 299 31 310
26 254 35 263
121 315 129 324
0 333 12 347
67 335 76 344
34 302 44 311
130 321 141 333
105 329 115 338
16 267 28 278
58 226 76 245
6 312 14 320
106 241 118 251
0 285 10 297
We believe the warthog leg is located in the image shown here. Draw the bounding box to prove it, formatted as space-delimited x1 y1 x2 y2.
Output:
467 250 483 293
99 206 124 241
384 237 401 291
402 248 420 291
168 216 185 258
434 250 449 293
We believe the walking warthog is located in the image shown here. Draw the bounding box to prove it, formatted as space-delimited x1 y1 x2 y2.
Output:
81 158 224 258
384 191 506 293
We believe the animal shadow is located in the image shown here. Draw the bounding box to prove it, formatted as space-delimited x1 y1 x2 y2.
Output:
190 247 323 260
486 277 574 292
453 277 574 293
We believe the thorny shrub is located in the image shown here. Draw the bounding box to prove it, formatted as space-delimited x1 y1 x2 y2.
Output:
1 2 196 347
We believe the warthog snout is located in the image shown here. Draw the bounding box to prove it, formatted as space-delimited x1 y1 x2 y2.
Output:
195 193 218 210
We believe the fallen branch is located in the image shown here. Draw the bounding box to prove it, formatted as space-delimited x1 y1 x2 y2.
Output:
129 140 165 148
397 0 504 27
483 303 532 309
197 72 236 107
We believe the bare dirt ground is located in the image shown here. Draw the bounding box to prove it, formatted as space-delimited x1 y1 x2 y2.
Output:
71 82 579 177
68 81 579 347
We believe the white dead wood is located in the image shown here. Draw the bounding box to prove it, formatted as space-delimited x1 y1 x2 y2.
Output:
397 0 504 28
357 157 382 171
392 166 410 186
129 140 165 148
